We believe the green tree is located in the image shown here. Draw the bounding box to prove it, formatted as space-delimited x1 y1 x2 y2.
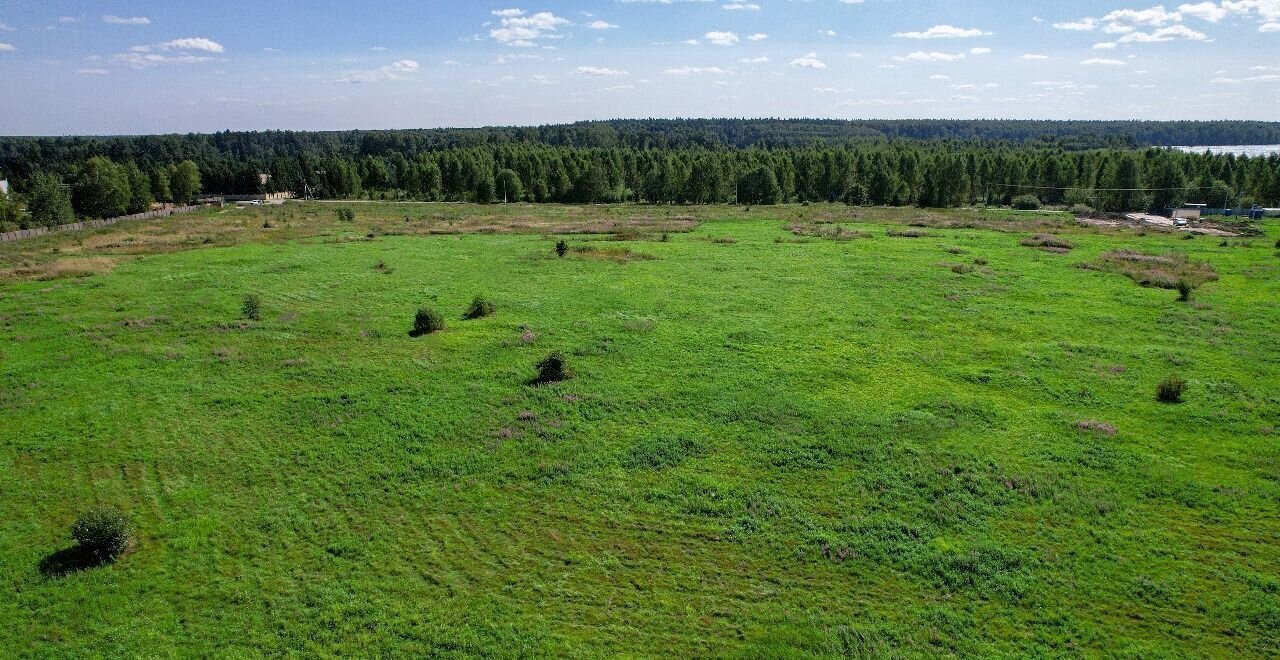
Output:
736 166 781 205
496 168 523 202
170 160 202 204
125 162 155 214
27 173 75 228
73 156 131 218
151 167 171 203
0 190 21 228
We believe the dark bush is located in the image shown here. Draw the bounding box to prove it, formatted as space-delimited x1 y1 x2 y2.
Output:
411 307 445 336
71 507 132 561
242 294 261 321
1011 194 1042 210
555 239 568 258
532 351 574 384
463 296 496 320
336 208 356 222
1176 280 1193 302
1156 375 1187 404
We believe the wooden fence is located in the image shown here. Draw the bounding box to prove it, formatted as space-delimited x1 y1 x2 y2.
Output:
0 205 204 243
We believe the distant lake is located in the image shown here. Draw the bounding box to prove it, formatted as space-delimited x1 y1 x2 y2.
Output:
1171 145 1280 157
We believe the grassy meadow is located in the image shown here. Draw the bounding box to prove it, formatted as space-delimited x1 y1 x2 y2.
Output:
1 202 1278 657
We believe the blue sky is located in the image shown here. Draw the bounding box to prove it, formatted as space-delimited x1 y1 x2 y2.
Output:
1 1 1278 135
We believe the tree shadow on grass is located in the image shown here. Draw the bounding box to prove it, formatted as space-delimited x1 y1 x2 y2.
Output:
38 545 110 578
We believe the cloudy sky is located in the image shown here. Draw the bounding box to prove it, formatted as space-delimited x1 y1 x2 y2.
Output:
1 1 1278 135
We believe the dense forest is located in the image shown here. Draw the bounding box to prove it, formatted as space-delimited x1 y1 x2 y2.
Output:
2 119 1279 229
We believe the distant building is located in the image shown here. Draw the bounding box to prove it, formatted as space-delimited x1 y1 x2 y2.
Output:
1173 203 1206 221
0 179 8 195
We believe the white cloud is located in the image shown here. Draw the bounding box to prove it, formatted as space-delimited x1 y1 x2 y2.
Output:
1053 18 1100 30
0 42 16 52
1263 22 1280 32
103 15 150 25
132 38 225 54
576 65 629 76
0 22 13 32
490 10 570 47
1081 57 1126 66
704 31 739 45
789 52 826 68
586 20 618 30
1093 42 1118 49
969 47 991 55
893 51 966 62
894 25 991 39
339 59 419 83
1021 53 1050 60
1178 2 1229 22
722 2 761 10
664 65 730 75
1103 6 1183 27
738 56 770 63
930 74 951 80
77 68 110 74
1117 24 1210 41
747 33 768 41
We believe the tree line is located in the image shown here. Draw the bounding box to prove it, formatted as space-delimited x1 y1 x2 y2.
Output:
3 122 1279 230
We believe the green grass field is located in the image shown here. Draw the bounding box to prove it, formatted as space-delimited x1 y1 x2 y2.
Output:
2 203 1278 657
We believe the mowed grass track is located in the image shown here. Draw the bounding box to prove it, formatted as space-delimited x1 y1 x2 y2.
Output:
2 206 1278 657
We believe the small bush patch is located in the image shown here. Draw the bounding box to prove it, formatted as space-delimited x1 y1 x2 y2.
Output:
531 351 574 385
554 239 568 258
71 507 132 561
887 228 933 238
463 296 496 320
336 208 356 222
1156 375 1187 404
241 294 262 321
1011 194 1042 211
410 307 445 336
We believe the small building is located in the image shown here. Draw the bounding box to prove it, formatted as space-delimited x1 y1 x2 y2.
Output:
0 179 8 195
1172 203 1206 222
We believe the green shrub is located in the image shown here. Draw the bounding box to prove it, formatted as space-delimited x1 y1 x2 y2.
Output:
1011 194 1042 210
555 239 568 258
411 307 445 336
71 507 132 561
463 296 496 320
242 294 261 321
1176 280 1193 302
336 208 355 222
1156 375 1187 404
533 351 573 384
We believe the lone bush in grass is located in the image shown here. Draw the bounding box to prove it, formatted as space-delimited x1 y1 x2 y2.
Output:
1011 194 1042 210
336 208 356 222
1176 280 1193 302
242 294 262 321
1156 375 1187 404
532 351 573 384
555 239 568 258
463 296 496 320
411 307 445 336
71 507 132 561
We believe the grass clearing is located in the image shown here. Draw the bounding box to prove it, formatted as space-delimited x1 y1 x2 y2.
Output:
1 202 1278 656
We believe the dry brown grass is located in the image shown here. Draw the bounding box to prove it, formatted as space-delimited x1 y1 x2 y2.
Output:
570 246 657 263
1082 249 1219 290
1020 234 1075 252
788 223 872 240
0 257 118 281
